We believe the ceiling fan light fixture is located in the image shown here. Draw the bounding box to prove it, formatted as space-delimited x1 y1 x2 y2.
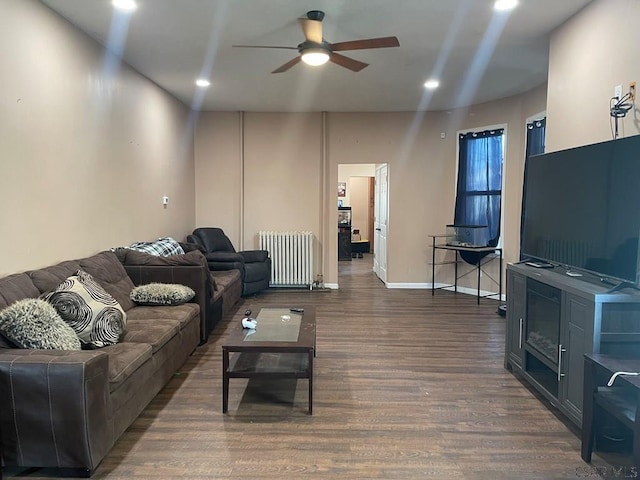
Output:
301 48 330 67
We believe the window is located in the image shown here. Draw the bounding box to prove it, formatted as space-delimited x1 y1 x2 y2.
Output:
454 128 504 247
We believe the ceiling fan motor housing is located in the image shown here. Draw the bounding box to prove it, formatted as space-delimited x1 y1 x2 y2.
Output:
297 40 331 53
306 10 325 21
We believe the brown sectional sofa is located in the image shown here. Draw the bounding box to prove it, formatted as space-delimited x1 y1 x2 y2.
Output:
115 246 242 343
0 250 202 475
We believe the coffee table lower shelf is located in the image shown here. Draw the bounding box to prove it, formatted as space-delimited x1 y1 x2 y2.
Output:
222 349 314 414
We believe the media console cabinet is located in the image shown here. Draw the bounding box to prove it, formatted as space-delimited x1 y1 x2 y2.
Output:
504 262 640 427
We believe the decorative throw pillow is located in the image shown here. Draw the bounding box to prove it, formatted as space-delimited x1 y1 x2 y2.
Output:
128 237 185 256
0 299 81 350
130 283 195 306
43 270 127 348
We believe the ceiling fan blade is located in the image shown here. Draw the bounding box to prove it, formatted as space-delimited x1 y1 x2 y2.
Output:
272 56 302 74
299 18 323 44
233 45 297 50
329 52 368 72
331 36 400 52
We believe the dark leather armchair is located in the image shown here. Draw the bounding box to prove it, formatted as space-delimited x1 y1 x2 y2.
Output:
188 227 271 296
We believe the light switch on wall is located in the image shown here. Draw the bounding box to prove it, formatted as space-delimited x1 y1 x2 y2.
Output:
162 196 169 206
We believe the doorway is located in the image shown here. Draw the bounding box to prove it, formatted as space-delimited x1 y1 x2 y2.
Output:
336 163 388 284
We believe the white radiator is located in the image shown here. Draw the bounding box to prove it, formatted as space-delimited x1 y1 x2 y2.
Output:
259 231 314 288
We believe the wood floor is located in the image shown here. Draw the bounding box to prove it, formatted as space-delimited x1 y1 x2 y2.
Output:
5 255 623 479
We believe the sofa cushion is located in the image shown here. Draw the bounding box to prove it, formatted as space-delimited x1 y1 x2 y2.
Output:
0 333 17 348
0 299 81 350
239 250 269 263
180 242 206 254
78 251 136 311
43 270 127 348
117 249 207 267
211 269 241 292
0 273 41 309
28 260 82 295
130 283 195 306
126 303 200 331
123 318 181 353
211 269 242 315
128 237 185 256
99 342 153 391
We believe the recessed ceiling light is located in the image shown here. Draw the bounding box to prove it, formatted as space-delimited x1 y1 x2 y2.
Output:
494 0 518 11
112 0 137 11
424 80 440 90
195 79 211 88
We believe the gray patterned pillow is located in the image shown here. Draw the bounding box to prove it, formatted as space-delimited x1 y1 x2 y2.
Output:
0 299 81 350
43 270 127 348
130 283 195 306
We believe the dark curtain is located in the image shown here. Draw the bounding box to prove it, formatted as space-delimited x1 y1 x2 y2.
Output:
520 117 546 259
525 118 546 157
454 129 504 248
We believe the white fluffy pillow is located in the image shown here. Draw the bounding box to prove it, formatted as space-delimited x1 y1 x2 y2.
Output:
0 299 81 350
130 283 195 306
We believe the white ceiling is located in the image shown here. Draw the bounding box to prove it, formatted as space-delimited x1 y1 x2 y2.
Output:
40 0 593 112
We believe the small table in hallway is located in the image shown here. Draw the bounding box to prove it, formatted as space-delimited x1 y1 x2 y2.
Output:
222 307 316 414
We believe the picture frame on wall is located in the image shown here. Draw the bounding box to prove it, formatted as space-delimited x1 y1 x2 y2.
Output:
338 182 346 197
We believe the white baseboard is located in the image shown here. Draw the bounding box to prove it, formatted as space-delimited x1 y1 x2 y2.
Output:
436 285 505 302
330 281 505 301
386 283 505 302
386 282 430 289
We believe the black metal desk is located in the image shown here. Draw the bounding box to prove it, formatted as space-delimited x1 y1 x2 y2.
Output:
430 235 502 304
582 354 640 466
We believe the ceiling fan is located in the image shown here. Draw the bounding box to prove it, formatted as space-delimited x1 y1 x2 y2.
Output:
233 10 400 74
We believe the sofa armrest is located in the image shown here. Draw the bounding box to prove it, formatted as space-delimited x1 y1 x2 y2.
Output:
239 250 269 263
123 264 214 343
179 241 206 254
205 251 244 263
0 349 113 473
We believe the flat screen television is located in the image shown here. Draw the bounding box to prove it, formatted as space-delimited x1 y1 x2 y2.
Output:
521 134 640 287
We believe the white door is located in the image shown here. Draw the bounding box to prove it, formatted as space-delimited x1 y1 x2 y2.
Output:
374 164 388 282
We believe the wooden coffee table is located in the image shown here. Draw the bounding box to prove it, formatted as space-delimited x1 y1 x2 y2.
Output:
222 307 316 414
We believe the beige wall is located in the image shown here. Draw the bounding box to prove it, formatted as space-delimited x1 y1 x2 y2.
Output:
0 0 195 276
547 0 640 151
194 87 546 290
195 112 324 272
348 177 372 241
194 112 242 242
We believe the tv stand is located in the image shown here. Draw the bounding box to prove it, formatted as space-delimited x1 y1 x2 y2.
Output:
525 261 554 268
604 279 639 293
505 262 640 427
